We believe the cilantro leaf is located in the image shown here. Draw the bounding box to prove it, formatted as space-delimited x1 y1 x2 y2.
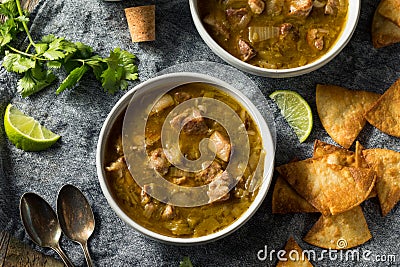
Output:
2 52 36 73
34 43 49 55
74 42 93 59
0 33 12 47
99 48 139 94
179 257 193 267
85 55 107 81
0 0 19 18
56 64 90 94
17 65 56 97
47 60 62 69
42 37 77 60
40 34 56 44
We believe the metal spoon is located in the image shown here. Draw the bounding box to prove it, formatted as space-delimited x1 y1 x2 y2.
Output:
57 185 95 267
20 193 75 267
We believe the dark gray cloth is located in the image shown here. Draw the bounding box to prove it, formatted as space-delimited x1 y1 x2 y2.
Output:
1 0 399 266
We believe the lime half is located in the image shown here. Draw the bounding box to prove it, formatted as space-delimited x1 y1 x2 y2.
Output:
269 90 313 143
4 104 60 151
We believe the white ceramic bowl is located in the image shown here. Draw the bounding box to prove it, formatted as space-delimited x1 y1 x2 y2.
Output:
96 72 275 245
189 0 360 78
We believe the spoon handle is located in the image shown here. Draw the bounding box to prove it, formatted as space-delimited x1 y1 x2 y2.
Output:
81 241 94 267
52 244 75 267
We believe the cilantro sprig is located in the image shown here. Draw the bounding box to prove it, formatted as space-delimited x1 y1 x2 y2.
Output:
0 0 138 97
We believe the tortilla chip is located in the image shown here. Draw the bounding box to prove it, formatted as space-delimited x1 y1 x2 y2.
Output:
276 237 314 267
276 157 376 216
365 78 400 137
363 148 400 216
313 140 357 165
372 6 400 48
316 84 380 148
378 0 400 27
125 5 156 42
272 176 318 214
304 206 372 249
313 140 377 199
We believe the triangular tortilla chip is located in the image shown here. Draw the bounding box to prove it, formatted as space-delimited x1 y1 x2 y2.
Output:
313 140 357 165
313 140 377 199
365 78 400 137
378 0 400 27
372 2 400 48
362 148 400 216
276 156 376 215
304 206 372 249
355 142 378 198
272 176 318 214
276 236 314 267
316 85 380 148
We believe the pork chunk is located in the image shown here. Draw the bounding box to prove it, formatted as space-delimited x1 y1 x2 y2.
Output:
226 8 251 29
170 107 208 135
325 0 339 15
203 14 230 40
307 28 329 50
148 148 171 175
207 171 233 202
209 131 231 162
195 161 223 184
105 156 126 178
288 0 313 17
238 39 257 62
248 0 265 15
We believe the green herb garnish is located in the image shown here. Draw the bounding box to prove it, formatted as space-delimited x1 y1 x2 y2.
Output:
179 256 193 267
0 0 138 97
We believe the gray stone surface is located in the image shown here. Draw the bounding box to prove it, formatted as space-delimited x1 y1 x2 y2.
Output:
0 0 399 266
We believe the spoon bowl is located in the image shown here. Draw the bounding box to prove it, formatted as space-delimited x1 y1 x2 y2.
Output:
57 184 95 267
20 192 75 267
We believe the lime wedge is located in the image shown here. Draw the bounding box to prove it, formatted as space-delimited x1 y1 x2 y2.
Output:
4 104 60 151
269 90 313 143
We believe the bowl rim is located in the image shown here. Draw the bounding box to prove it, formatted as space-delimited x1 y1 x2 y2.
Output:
96 72 275 245
188 0 361 78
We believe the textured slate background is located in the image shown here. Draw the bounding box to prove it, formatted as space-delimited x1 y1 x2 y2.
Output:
0 0 399 266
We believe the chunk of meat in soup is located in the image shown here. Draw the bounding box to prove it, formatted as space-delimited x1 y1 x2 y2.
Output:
195 161 223 184
207 171 233 202
148 148 171 175
174 91 192 103
226 8 252 29
248 0 265 15
280 23 300 42
307 28 329 50
169 107 209 135
209 131 231 162
288 0 314 17
203 14 230 40
325 0 339 15
266 0 284 16
161 205 175 220
238 39 257 62
105 156 126 178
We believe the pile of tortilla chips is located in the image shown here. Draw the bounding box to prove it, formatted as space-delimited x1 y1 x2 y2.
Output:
317 78 400 147
316 84 380 149
273 140 400 252
372 0 400 48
